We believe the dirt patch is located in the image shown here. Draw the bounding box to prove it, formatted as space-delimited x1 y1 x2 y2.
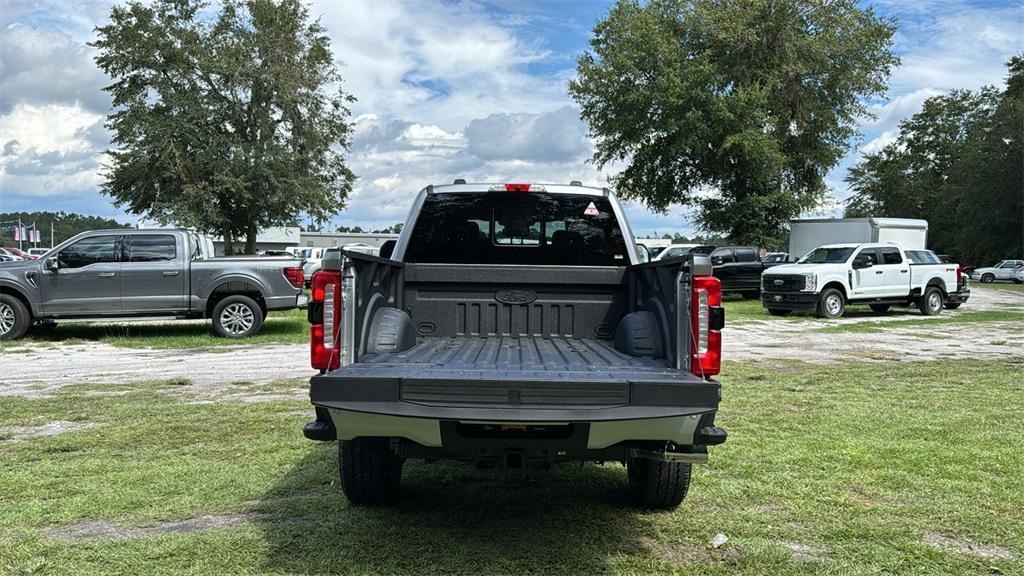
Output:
46 513 261 541
3 421 92 442
781 541 828 563
637 536 745 565
0 342 310 399
924 532 1017 560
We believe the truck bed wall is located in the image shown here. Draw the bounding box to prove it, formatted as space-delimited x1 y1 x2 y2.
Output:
402 264 629 340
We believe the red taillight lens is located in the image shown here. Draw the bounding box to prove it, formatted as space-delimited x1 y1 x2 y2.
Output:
310 270 342 371
284 267 304 289
504 183 531 192
691 274 722 377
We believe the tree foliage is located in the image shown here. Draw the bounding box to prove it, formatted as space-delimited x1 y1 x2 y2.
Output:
93 0 355 254
846 56 1023 263
569 0 898 246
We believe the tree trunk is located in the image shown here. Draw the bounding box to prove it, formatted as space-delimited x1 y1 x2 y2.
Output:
245 215 258 255
221 224 234 256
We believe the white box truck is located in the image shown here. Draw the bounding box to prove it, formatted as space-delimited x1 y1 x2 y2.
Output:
788 218 928 261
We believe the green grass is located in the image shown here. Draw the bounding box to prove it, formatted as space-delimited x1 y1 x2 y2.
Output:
0 309 307 351
973 282 1024 294
1 360 1022 574
816 310 1024 334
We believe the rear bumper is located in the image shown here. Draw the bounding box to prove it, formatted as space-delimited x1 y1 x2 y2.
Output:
945 289 970 304
266 292 308 311
761 291 817 310
307 375 723 451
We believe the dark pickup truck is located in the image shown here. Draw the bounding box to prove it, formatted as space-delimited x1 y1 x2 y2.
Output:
0 229 307 339
708 245 783 297
303 182 727 509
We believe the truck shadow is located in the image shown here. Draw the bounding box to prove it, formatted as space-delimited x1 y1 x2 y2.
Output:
254 445 654 573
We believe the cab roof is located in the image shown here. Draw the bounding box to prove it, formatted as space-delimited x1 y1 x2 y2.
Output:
425 182 610 196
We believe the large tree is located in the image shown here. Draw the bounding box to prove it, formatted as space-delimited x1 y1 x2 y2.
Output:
93 0 355 254
569 0 898 246
846 57 1023 263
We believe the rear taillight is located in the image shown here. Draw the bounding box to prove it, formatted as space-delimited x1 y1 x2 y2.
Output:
957 265 964 289
284 267 304 289
691 274 722 377
310 270 342 371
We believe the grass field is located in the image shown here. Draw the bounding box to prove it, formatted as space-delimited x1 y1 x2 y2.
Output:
1 309 308 351
2 360 1021 575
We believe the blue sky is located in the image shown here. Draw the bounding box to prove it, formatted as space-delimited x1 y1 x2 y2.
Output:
1 0 1021 238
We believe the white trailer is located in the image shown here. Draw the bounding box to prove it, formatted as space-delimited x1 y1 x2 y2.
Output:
788 218 928 261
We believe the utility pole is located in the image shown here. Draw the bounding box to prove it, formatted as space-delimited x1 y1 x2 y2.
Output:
17 217 22 251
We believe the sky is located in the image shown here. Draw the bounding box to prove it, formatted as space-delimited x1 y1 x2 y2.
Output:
0 0 1022 239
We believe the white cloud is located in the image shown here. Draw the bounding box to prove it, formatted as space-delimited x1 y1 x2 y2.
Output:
0 102 105 198
465 106 589 163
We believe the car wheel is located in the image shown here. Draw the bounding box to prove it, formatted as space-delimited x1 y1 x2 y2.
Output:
767 308 791 317
919 286 944 316
869 304 891 313
944 303 962 310
211 295 264 338
339 438 403 504
816 288 845 319
981 273 995 283
628 457 691 509
0 294 31 340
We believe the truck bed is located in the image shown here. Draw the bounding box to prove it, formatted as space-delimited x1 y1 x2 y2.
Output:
311 336 718 421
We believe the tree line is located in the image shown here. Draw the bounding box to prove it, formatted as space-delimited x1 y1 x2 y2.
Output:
845 57 1023 263
0 212 130 247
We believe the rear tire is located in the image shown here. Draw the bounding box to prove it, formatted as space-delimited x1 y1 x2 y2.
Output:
817 288 845 319
0 294 31 340
339 438 404 504
628 457 691 509
767 308 791 317
211 295 264 338
869 304 891 313
981 273 995 284
919 286 944 316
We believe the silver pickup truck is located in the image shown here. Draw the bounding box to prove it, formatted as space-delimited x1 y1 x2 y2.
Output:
0 229 307 340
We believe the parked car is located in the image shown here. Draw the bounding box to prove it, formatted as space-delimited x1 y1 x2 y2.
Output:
652 243 710 261
707 245 785 297
0 229 307 340
0 247 25 260
2 247 37 260
760 243 969 318
1013 265 1024 284
970 260 1024 283
762 252 789 263
0 254 14 263
302 181 727 509
27 248 52 258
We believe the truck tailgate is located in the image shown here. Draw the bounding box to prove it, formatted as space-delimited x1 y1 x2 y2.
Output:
310 336 719 422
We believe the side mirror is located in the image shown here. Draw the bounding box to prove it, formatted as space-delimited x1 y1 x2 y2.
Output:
712 257 724 266
636 244 651 263
854 259 872 270
43 257 58 271
379 240 396 260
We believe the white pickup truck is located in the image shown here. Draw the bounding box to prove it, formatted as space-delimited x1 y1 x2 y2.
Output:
760 243 970 318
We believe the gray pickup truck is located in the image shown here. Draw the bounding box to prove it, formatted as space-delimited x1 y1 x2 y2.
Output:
0 229 307 340
303 182 727 509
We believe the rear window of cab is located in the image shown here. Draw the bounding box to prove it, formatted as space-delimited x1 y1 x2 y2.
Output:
404 192 628 266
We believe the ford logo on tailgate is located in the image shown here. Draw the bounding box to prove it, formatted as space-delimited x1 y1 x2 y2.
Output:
495 289 537 305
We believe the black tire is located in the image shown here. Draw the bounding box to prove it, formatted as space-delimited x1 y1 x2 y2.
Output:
628 457 691 509
919 286 944 316
211 295 264 338
0 294 31 340
767 308 791 317
816 288 845 319
944 303 962 310
339 438 403 504
869 304 891 313
981 273 995 284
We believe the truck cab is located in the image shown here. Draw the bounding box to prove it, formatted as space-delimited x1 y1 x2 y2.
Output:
303 182 727 509
760 243 969 318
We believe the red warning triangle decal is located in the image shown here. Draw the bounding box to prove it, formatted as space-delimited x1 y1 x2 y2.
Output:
584 202 599 216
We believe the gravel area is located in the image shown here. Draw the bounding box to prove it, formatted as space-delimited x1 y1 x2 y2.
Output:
1 287 1021 398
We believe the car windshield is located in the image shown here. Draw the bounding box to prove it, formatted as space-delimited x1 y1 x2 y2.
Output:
798 247 855 264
